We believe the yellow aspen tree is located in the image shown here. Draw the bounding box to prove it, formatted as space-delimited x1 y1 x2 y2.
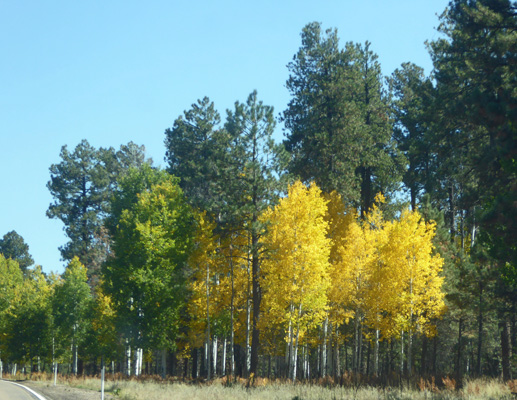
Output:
260 181 331 381
89 286 120 365
380 208 446 374
324 191 355 376
362 194 391 375
340 217 376 373
216 229 253 376
186 213 220 379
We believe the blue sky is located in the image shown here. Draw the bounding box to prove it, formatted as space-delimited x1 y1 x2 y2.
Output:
0 1 449 274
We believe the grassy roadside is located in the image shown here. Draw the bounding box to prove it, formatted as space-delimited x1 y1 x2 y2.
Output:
6 372 516 400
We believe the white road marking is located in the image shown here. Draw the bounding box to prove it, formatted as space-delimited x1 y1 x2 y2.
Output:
4 381 47 400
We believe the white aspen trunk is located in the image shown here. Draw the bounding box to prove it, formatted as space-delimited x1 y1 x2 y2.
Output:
286 305 294 377
205 262 211 380
291 304 302 382
212 336 218 376
304 343 310 379
245 300 251 375
126 343 131 376
73 342 78 375
229 242 235 378
291 331 299 381
305 344 311 379
471 208 476 248
134 348 143 376
222 337 227 376
400 330 405 375
328 324 333 377
140 348 144 375
321 316 328 377
12 363 17 376
302 345 306 379
353 313 359 373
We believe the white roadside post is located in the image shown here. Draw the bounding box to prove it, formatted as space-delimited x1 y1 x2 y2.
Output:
54 362 57 386
101 363 105 400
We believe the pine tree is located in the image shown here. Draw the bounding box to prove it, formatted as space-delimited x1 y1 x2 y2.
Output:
225 90 286 376
283 22 402 214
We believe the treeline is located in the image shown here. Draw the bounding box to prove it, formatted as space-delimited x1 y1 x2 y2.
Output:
0 0 515 383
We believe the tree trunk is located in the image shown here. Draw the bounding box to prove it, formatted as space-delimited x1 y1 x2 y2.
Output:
408 330 413 376
286 309 293 379
133 348 143 376
205 262 211 380
501 318 512 381
246 295 251 376
192 347 198 379
366 339 371 376
246 242 252 377
400 330 405 376
477 280 484 376
358 323 363 374
360 167 373 218
161 349 166 379
250 225 261 377
374 329 380 376
125 342 131 376
212 336 218 377
321 316 328 377
291 304 302 381
448 184 456 243
456 317 463 380
421 335 428 376
432 335 438 376
222 337 227 376
353 313 359 373
335 342 341 379
229 243 235 378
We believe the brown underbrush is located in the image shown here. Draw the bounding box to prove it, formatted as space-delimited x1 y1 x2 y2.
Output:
7 372 515 400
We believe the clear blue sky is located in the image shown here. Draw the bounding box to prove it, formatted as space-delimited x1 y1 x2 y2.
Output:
0 1 449 274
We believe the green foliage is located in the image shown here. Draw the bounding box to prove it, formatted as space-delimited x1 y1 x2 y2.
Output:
103 168 197 352
0 254 24 352
0 230 34 273
47 139 149 281
3 266 53 365
52 257 92 362
283 22 402 214
165 97 230 219
389 63 436 210
430 0 517 272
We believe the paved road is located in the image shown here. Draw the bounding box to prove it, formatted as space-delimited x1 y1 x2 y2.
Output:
0 380 46 400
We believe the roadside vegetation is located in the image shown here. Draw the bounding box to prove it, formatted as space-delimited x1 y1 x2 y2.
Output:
6 372 517 400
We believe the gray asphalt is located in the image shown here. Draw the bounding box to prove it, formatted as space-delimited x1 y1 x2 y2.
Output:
0 380 46 400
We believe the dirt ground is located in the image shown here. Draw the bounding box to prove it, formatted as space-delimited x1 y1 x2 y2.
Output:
22 381 114 400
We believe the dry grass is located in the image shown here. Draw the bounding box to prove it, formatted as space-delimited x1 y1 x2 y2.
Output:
9 372 515 400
